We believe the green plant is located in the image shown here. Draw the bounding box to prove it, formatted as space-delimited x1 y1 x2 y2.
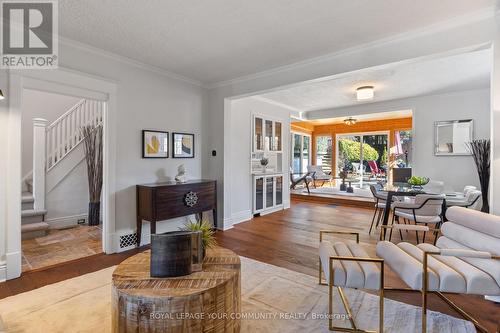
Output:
380 147 388 167
181 220 217 249
338 139 379 162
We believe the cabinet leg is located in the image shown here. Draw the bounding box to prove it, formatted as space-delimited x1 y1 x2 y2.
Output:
136 217 142 246
212 209 217 229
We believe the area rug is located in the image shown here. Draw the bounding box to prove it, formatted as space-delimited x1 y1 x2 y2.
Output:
0 257 474 333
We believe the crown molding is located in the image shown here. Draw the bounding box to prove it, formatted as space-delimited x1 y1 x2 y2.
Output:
206 6 495 90
59 37 204 87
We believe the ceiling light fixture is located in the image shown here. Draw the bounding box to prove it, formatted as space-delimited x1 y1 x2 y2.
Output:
0 89 4 100
344 117 357 126
356 86 374 101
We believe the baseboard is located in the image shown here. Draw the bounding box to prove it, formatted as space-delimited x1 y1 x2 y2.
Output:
485 295 500 303
0 261 6 282
6 251 21 280
231 210 252 226
221 216 233 231
45 214 88 229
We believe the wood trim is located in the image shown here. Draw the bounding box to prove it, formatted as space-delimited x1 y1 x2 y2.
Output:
291 122 314 135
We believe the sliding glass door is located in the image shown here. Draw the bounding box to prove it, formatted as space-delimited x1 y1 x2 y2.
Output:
292 133 311 174
336 132 389 188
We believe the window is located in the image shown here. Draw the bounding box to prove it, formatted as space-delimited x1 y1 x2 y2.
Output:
291 133 311 174
315 136 332 173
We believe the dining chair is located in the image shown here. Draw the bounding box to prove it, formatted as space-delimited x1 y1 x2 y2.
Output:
368 184 386 234
390 194 446 244
447 190 482 211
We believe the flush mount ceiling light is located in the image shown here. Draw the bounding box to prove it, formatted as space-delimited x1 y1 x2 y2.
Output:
344 117 357 126
0 89 4 100
356 86 374 101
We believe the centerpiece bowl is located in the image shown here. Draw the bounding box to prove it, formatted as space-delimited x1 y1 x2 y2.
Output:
407 176 430 189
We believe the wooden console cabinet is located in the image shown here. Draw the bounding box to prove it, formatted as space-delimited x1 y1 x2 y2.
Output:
136 180 217 245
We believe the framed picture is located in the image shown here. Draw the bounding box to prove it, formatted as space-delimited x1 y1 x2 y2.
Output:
172 132 195 158
142 130 169 158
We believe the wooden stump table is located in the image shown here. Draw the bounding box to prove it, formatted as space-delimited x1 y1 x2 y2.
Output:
112 247 241 333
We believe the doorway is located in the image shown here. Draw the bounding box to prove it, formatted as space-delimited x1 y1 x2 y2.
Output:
20 88 106 272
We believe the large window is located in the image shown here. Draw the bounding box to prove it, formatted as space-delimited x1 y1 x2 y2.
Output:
315 136 332 173
291 133 311 174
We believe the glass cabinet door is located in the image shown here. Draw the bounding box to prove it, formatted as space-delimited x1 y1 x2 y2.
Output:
274 122 282 151
275 176 283 205
266 177 274 208
265 120 273 151
255 177 264 211
254 117 263 151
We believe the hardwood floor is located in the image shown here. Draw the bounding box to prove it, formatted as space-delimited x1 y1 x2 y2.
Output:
1 200 499 331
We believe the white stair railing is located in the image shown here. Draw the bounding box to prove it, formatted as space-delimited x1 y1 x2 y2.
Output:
45 99 103 170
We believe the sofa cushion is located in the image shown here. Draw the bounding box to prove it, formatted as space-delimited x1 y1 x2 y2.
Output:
446 206 500 238
436 237 500 288
376 241 439 291
418 243 500 295
319 241 380 289
397 242 466 293
440 222 500 255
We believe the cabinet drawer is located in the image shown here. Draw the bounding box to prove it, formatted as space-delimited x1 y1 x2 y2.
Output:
155 182 216 220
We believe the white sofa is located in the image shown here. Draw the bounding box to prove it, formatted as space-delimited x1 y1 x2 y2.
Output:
376 206 500 332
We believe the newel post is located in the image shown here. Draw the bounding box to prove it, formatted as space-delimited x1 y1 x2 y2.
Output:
32 118 47 211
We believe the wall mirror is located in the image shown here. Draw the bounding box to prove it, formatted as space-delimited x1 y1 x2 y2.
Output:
434 119 473 156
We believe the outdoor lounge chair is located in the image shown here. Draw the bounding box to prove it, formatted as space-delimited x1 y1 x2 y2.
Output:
289 167 314 194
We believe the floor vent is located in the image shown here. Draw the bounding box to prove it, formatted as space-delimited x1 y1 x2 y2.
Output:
119 232 138 250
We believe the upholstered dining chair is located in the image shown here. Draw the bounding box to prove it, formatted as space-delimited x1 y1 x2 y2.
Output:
390 194 445 244
368 184 387 235
447 190 482 211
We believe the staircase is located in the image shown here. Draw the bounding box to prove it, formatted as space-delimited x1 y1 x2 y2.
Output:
21 99 103 239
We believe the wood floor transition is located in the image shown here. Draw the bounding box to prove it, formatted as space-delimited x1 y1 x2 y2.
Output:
1 200 499 332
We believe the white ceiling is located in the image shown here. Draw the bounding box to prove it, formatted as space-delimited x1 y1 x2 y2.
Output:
59 0 494 85
258 49 491 112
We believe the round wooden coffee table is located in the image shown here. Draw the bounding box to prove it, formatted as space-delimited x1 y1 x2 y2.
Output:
112 247 241 333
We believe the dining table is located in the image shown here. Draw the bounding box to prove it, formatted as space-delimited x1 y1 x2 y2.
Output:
379 183 451 240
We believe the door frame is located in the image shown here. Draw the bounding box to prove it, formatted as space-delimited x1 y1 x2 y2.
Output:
291 131 311 174
4 67 117 280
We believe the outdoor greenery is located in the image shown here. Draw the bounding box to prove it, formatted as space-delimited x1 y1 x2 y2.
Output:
339 139 379 162
380 147 388 167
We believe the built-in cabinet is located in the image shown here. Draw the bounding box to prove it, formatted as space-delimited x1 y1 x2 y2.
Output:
253 175 283 213
252 114 284 215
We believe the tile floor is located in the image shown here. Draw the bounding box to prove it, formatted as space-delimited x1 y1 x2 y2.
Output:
22 225 102 272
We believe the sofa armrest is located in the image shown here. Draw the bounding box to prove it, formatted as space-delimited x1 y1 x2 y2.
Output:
434 249 499 259
320 230 359 243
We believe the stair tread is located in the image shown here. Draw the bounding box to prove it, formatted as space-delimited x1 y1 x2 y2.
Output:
21 222 49 233
21 209 48 217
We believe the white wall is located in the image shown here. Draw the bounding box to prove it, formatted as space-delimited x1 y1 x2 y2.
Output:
56 42 206 238
228 97 291 226
21 89 81 178
307 89 490 191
